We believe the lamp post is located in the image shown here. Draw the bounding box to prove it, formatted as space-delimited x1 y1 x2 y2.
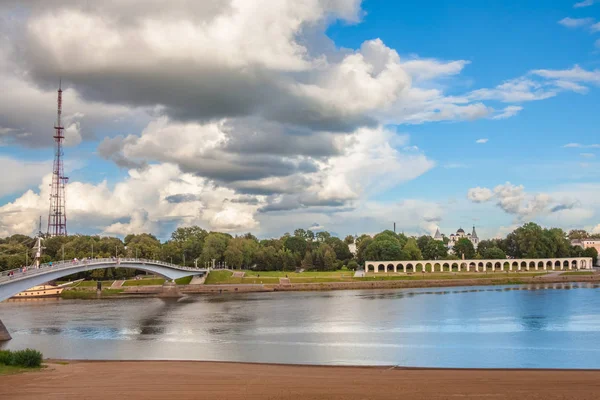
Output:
91 243 94 259
62 244 65 263
183 254 186 267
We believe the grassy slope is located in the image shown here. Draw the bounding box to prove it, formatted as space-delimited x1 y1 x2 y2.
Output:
0 365 41 376
560 271 594 276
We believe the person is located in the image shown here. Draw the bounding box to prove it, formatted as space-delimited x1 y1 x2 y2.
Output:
49 261 53 267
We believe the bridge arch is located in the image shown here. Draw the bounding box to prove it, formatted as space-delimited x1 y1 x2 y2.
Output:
0 259 204 303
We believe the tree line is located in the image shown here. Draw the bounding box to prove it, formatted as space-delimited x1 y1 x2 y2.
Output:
0 223 597 277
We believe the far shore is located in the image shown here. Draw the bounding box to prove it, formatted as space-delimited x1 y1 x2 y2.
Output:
2 360 600 399
47 272 600 299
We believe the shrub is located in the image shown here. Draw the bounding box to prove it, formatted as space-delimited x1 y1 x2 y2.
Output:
347 260 359 270
11 348 43 368
0 349 12 365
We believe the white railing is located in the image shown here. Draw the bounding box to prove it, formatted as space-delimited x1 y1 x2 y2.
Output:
0 258 205 285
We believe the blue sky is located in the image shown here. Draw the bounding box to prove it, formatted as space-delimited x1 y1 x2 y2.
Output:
0 0 599 240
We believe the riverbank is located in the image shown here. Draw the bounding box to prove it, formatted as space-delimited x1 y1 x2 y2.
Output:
94 272 600 297
1 360 600 399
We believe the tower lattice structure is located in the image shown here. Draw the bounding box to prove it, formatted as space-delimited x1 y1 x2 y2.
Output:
47 82 68 236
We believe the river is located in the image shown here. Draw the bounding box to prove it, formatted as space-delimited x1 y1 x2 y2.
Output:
2 283 600 368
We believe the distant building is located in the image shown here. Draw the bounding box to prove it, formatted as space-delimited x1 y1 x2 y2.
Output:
571 238 600 266
434 226 479 249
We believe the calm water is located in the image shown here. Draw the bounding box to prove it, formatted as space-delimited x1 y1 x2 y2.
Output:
2 283 600 368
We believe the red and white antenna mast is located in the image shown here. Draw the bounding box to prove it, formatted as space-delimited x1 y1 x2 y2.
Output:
47 80 68 236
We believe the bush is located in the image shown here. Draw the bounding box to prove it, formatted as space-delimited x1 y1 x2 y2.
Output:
0 350 12 365
10 348 43 368
347 260 359 270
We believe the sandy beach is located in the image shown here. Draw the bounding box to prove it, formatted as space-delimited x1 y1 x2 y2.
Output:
2 361 600 399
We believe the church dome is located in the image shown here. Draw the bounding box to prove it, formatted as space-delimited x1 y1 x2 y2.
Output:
457 228 465 233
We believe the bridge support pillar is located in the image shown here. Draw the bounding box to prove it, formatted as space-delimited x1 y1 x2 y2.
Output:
158 281 182 298
0 319 11 341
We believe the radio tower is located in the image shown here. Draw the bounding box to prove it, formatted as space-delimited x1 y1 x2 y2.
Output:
47 81 68 236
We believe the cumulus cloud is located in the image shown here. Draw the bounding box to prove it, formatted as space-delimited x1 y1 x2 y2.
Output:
467 183 551 219
0 163 262 237
475 138 488 144
2 0 599 237
467 182 600 226
467 187 494 203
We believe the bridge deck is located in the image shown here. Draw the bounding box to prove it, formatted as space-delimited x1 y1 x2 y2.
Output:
0 258 206 286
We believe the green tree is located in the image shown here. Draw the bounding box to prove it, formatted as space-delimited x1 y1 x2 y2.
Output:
224 238 244 269
416 235 433 255
452 238 475 259
423 240 447 260
284 236 307 256
583 247 598 265
568 229 589 240
301 251 313 270
294 229 307 238
356 236 373 265
344 235 355 244
403 238 423 260
200 233 230 266
326 237 353 263
482 247 506 259
316 231 331 242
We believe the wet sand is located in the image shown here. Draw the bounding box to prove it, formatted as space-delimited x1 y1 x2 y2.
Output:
2 361 600 399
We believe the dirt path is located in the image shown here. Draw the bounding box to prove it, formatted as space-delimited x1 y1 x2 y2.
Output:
2 361 600 400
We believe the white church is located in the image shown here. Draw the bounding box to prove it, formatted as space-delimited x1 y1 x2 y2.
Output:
434 226 479 249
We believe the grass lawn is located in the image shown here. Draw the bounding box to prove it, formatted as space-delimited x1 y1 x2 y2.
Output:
561 271 595 276
175 276 193 285
122 278 166 286
61 288 124 299
205 270 233 284
204 270 281 284
0 365 41 376
244 270 354 278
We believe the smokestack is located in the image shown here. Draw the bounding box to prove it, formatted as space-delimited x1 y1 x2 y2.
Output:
393 222 396 233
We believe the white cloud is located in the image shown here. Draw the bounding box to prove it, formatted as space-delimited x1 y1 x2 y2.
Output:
0 156 51 197
469 78 557 103
0 163 262 237
400 58 469 81
467 182 600 228
531 65 600 84
558 17 594 28
574 0 596 8
467 187 494 203
592 224 600 234
467 182 551 219
475 138 488 144
563 143 600 148
492 105 523 120
581 153 596 158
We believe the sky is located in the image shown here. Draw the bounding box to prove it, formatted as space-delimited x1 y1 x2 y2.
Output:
0 0 599 240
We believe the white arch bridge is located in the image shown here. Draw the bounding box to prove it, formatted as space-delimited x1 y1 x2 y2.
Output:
0 258 207 303
365 257 593 274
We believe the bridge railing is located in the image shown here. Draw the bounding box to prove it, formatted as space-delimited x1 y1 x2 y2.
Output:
0 258 204 285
